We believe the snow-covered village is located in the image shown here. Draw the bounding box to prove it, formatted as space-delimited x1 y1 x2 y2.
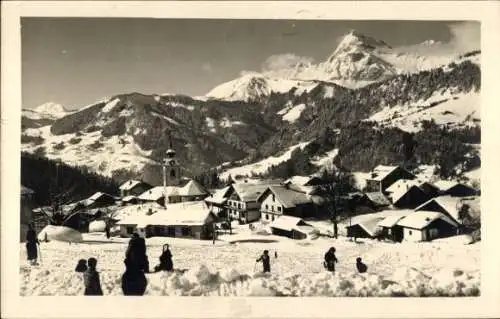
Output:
17 19 482 298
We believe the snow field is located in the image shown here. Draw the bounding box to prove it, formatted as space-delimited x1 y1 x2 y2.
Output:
19 233 480 297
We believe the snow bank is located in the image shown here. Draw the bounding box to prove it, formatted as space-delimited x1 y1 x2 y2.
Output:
37 225 83 243
20 263 480 297
88 221 107 233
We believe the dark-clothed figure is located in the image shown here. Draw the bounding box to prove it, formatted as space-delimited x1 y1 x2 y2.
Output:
75 259 88 273
121 259 148 296
125 233 149 273
324 247 338 272
256 250 271 273
83 257 103 296
154 244 173 272
274 251 278 259
105 222 111 239
26 223 39 265
356 257 368 273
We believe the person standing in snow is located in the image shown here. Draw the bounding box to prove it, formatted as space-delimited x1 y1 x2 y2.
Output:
155 244 173 272
324 247 338 272
256 250 271 273
356 257 368 273
126 233 150 273
26 223 40 265
105 222 111 240
121 258 148 296
83 257 103 296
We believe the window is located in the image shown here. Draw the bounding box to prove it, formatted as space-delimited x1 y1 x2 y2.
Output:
272 194 275 202
181 227 190 236
272 206 274 212
238 203 242 209
126 226 134 234
265 214 269 220
409 230 413 235
170 169 176 178
272 215 275 221
265 204 268 210
277 206 282 212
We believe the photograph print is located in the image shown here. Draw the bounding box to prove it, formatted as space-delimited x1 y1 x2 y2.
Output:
19 17 481 297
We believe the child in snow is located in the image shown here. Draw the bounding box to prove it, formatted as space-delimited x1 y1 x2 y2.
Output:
83 257 103 296
75 259 88 273
154 244 173 272
122 258 148 296
324 247 338 272
26 223 40 265
256 250 271 273
356 257 368 273
126 233 150 273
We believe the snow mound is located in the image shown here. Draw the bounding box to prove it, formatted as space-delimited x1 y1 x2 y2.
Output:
37 225 83 243
88 221 107 233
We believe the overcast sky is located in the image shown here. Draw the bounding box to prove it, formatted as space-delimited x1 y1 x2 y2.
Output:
21 19 479 110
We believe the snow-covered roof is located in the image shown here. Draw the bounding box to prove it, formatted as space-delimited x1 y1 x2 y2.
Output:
346 217 384 237
119 180 142 191
88 192 113 201
138 186 165 201
177 180 208 197
378 214 409 228
232 183 270 202
258 185 312 208
367 165 400 181
397 211 458 230
284 176 316 186
414 195 472 224
365 192 391 207
122 195 138 202
21 185 35 195
205 186 231 204
268 215 309 232
118 201 213 228
434 180 475 192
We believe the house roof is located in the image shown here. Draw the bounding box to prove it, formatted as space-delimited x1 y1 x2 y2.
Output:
378 214 409 228
391 184 425 204
268 215 309 232
117 201 213 227
434 180 475 192
415 195 472 224
122 195 138 202
397 210 458 229
232 183 270 202
367 165 400 181
138 187 165 201
346 217 384 237
259 185 312 208
177 180 208 197
119 180 142 191
205 186 231 204
21 185 35 195
365 192 391 207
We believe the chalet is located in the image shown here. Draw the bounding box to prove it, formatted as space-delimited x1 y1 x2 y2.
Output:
204 186 232 217
80 192 117 209
257 185 316 222
377 210 413 242
365 165 415 193
116 201 216 240
226 183 270 224
283 175 327 194
385 180 431 209
345 217 384 239
137 186 165 206
119 180 152 198
434 180 477 197
364 192 391 210
414 195 479 226
396 211 459 242
268 215 318 240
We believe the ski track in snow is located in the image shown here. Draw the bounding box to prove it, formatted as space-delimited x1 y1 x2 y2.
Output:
19 232 480 296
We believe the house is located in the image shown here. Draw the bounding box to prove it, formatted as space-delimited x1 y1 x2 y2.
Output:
137 186 166 206
396 211 459 242
434 180 477 197
268 215 318 240
121 195 139 205
21 185 36 241
257 185 316 222
226 183 271 224
414 195 478 225
204 186 232 217
119 180 152 198
175 180 209 202
365 165 415 193
345 217 384 239
364 192 391 210
283 175 327 194
377 210 413 242
116 201 216 240
385 180 432 209
80 192 117 209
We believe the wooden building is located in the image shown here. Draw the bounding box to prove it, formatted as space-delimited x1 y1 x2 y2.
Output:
268 215 318 240
225 183 271 224
345 217 384 239
204 186 231 217
396 211 459 242
119 180 152 198
385 181 432 209
257 185 316 222
365 165 415 193
434 180 477 197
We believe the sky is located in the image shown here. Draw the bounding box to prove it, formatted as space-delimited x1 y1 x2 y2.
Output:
21 19 480 110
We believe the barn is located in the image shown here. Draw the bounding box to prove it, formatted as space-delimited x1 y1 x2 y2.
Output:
385 180 431 209
365 165 415 193
414 195 476 225
268 215 318 240
434 180 477 197
396 211 459 242
377 211 413 242
345 217 384 239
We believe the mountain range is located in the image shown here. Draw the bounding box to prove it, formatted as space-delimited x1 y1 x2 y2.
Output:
21 31 481 186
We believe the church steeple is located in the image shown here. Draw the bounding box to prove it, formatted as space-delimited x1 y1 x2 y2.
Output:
162 134 181 205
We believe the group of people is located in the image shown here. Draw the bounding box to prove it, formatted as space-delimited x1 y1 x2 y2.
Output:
76 233 175 296
255 247 367 274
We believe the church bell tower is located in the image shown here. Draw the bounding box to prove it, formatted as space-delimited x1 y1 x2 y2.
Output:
162 135 181 188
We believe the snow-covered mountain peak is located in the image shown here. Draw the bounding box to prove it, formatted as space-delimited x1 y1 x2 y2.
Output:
331 30 392 57
22 102 71 120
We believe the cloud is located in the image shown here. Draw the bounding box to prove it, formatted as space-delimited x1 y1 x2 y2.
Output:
447 21 480 52
261 53 314 72
201 62 213 73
